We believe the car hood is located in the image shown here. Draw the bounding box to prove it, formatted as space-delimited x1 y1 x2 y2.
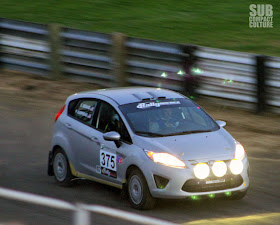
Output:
133 128 236 161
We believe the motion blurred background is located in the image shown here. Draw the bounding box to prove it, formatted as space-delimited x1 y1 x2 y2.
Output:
1 0 279 56
0 1 280 225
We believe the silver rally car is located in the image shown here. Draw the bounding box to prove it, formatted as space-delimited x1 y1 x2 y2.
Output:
48 87 249 209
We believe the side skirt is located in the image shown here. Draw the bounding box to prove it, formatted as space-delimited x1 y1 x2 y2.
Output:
69 162 123 189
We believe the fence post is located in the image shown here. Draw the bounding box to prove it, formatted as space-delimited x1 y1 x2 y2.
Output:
48 23 62 80
112 32 127 87
182 45 198 98
73 204 91 225
256 55 267 113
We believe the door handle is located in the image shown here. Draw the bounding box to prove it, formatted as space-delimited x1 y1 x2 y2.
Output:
90 136 99 142
89 136 100 145
65 123 72 129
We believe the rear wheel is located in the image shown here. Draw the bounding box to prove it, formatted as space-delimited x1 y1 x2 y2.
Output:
128 168 156 210
53 149 73 186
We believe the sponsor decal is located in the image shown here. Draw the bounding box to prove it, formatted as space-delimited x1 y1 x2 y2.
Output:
101 167 117 178
96 165 101 174
80 103 95 111
206 179 225 184
75 109 89 117
137 101 181 109
74 110 92 119
117 155 123 164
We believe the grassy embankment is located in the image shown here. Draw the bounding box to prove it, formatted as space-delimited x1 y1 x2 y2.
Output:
0 0 279 56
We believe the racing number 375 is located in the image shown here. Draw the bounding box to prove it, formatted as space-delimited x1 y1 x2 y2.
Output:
100 150 116 171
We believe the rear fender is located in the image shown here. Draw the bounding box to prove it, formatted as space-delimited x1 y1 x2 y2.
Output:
50 132 76 174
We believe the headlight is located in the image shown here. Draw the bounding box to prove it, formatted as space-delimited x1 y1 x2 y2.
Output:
235 142 245 160
145 150 186 169
194 163 210 179
212 161 227 177
229 159 243 175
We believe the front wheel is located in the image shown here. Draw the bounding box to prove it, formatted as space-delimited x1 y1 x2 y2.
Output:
128 169 156 210
53 149 73 187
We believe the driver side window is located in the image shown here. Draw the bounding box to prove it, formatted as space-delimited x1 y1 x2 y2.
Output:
96 102 132 144
182 107 207 127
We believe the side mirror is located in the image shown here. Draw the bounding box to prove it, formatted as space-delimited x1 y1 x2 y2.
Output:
103 131 122 148
103 131 121 141
216 120 226 127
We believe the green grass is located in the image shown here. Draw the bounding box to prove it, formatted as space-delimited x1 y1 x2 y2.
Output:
1 0 279 56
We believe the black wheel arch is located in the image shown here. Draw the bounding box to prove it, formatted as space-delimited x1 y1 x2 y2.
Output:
126 165 144 183
126 164 156 209
47 145 64 176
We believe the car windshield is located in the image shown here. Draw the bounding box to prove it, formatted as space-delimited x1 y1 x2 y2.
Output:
119 98 219 137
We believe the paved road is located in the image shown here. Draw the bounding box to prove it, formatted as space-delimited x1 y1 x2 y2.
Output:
0 93 279 225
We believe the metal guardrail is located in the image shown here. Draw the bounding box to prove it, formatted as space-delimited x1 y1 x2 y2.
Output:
195 47 257 103
126 37 185 91
61 27 113 87
0 17 279 112
266 57 280 108
0 18 49 76
0 187 178 225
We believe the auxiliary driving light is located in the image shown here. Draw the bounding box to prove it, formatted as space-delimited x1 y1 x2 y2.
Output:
194 163 210 180
212 161 227 177
229 159 243 175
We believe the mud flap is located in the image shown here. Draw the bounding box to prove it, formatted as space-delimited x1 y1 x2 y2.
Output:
47 151 54 176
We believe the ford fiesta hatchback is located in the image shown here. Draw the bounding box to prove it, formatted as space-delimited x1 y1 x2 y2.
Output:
48 87 249 209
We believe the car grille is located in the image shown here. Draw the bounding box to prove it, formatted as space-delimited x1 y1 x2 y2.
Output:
182 175 243 193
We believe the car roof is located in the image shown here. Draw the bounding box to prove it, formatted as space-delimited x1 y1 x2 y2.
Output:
76 87 185 105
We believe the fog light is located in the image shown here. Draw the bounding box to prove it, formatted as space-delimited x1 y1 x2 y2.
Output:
229 159 243 175
153 175 169 189
208 194 215 198
225 191 232 196
212 161 227 177
191 195 199 200
194 163 210 180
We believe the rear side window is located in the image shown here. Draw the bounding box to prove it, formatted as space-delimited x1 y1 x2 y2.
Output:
69 99 98 125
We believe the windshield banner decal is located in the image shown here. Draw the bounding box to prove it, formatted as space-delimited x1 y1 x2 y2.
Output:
137 101 181 109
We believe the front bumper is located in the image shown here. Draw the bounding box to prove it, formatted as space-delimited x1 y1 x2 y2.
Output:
140 157 249 199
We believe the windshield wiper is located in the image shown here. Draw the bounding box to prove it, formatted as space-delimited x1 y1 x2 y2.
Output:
169 130 213 136
135 131 165 137
189 129 213 134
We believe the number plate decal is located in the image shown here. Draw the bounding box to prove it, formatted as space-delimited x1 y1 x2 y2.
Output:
100 150 117 171
206 179 225 184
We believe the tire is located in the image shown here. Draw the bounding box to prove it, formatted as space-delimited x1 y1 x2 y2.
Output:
53 149 74 187
127 168 156 210
229 190 247 200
